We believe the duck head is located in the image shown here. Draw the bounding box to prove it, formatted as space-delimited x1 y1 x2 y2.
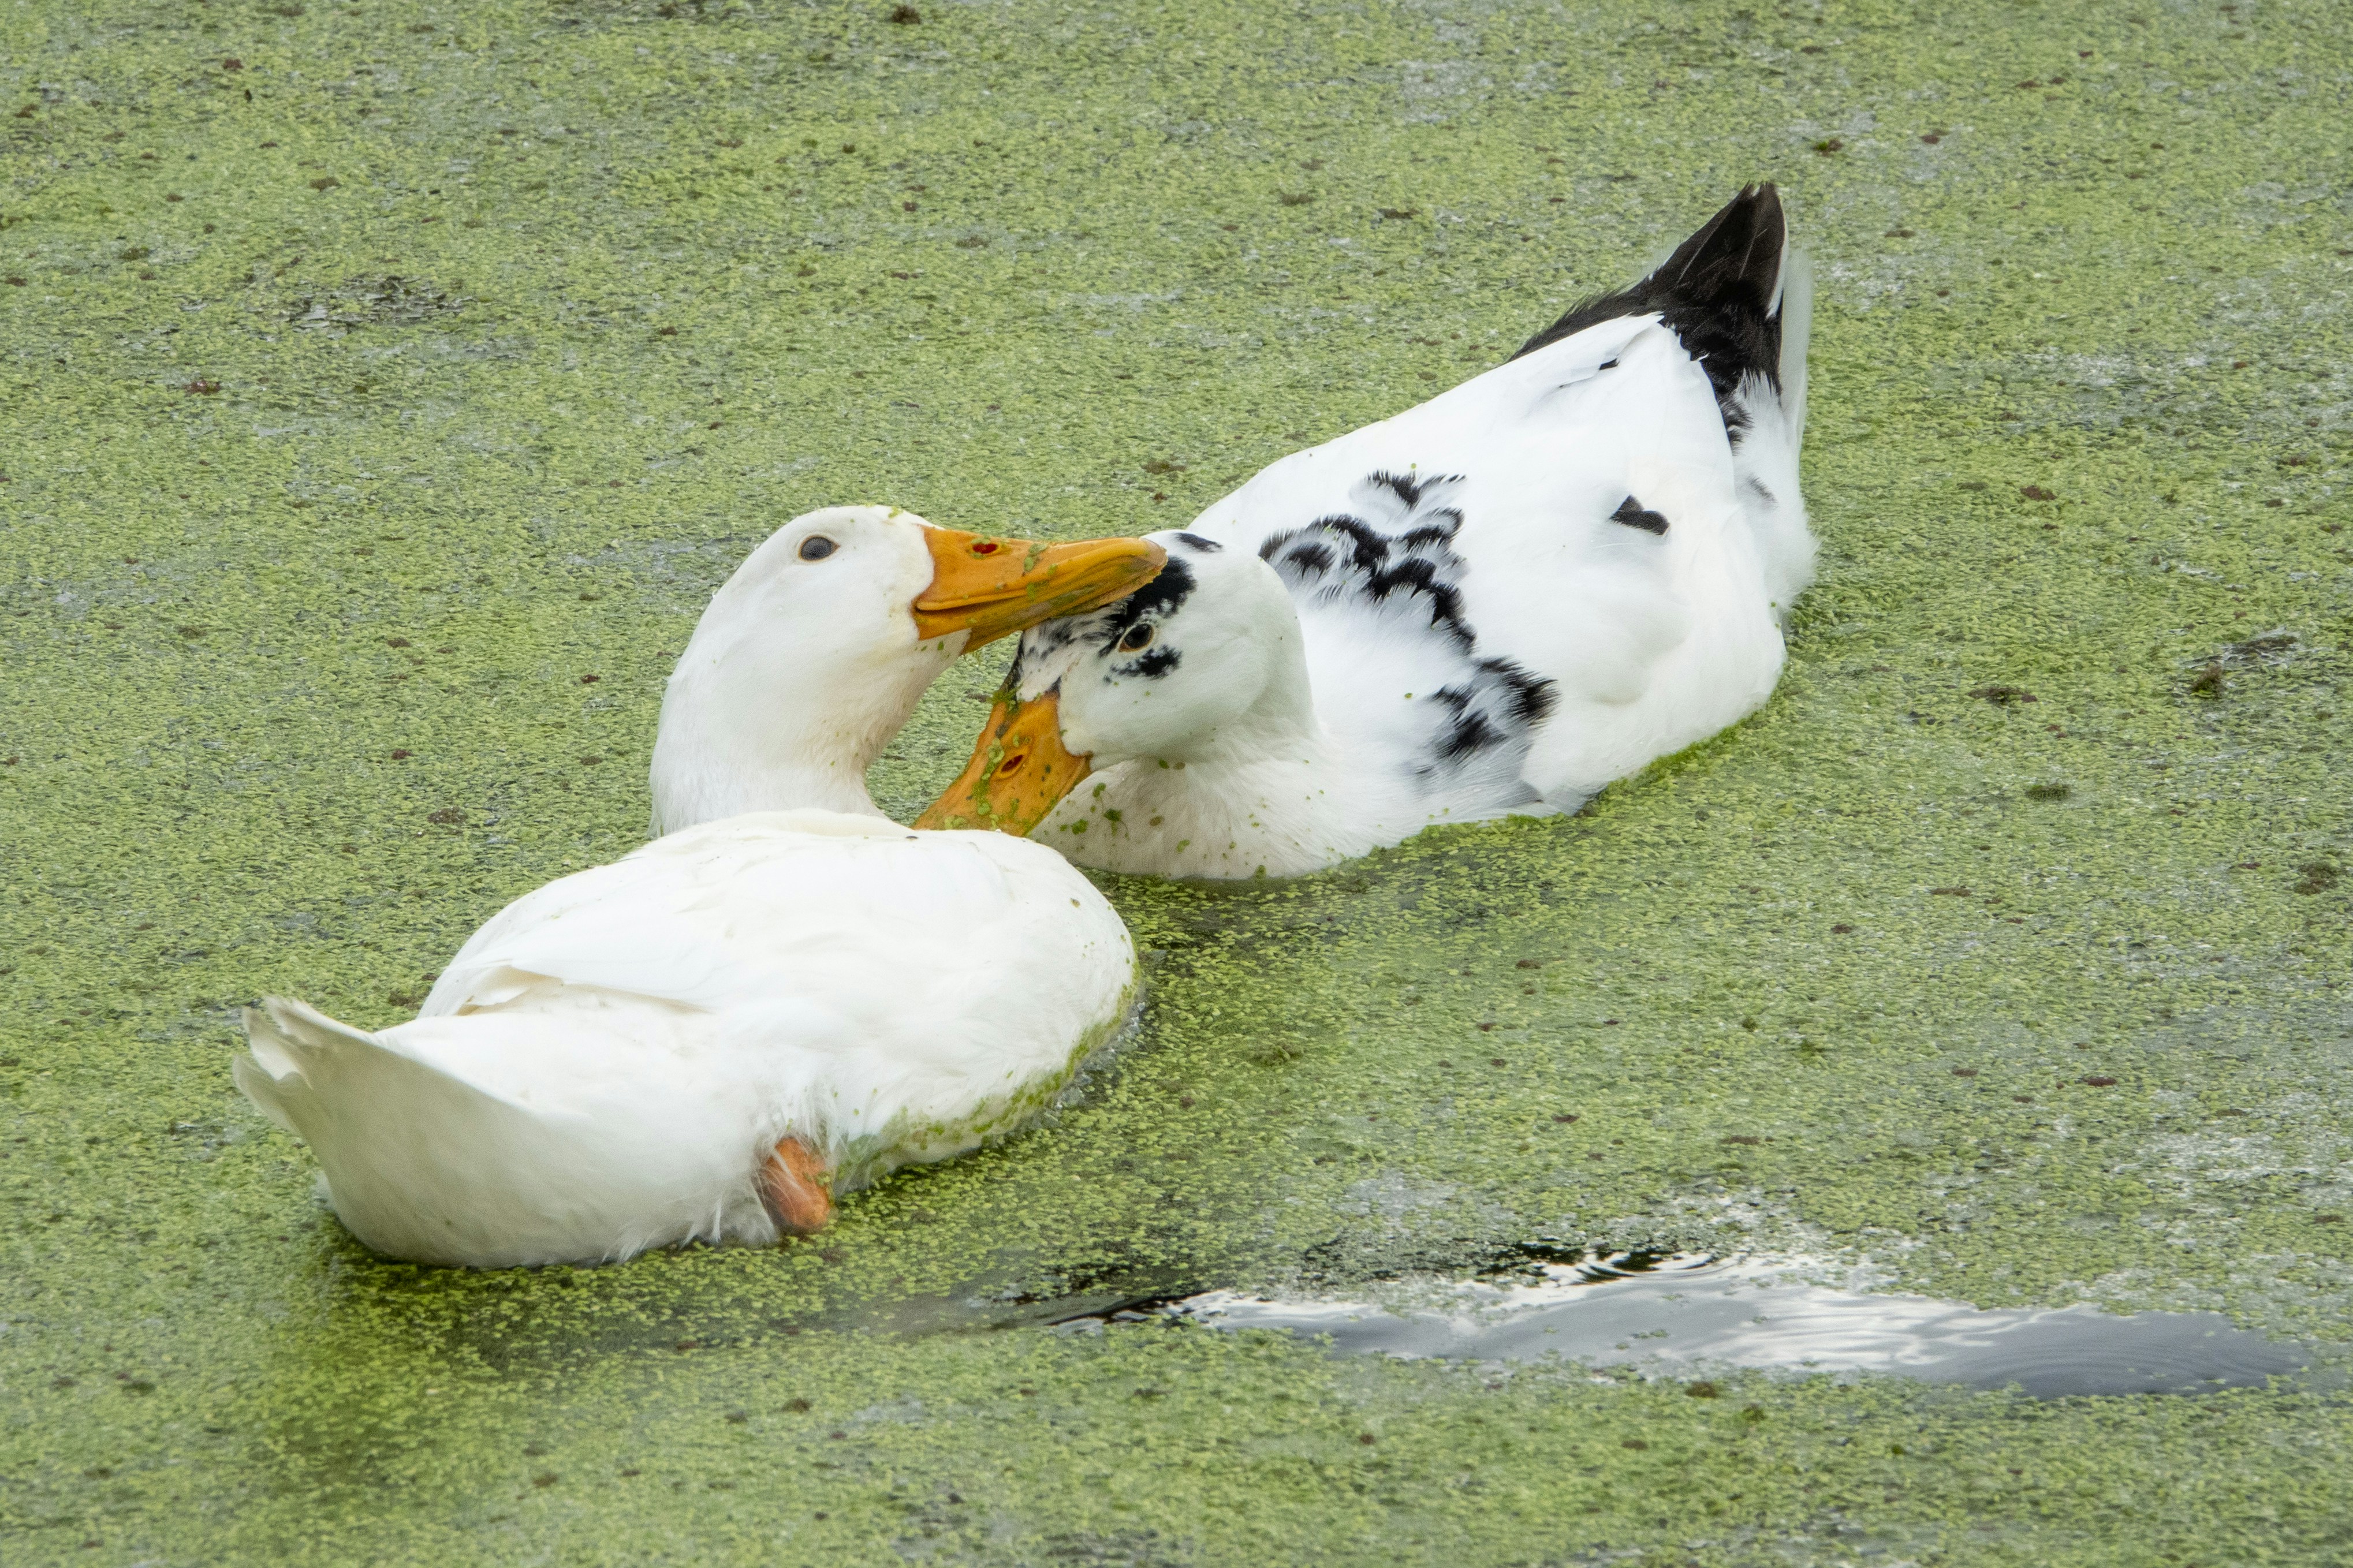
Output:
916 531 1312 834
651 506 1165 833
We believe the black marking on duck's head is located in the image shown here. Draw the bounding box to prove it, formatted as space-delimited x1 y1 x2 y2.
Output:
1011 555 1199 690
1024 618 1086 656
1112 554 1198 626
1004 614 1082 693
1609 495 1670 536
1173 532 1223 552
1055 555 1196 678
1510 184 1788 428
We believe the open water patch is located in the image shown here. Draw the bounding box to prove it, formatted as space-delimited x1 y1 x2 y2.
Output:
1138 1252 2312 1397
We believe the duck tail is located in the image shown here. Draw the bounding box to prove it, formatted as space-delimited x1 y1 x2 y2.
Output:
233 996 542 1262
1513 184 1802 426
236 998 781 1265
1774 245 1813 444
233 995 383 1136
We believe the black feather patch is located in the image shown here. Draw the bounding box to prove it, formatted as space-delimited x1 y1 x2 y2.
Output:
1003 618 1077 695
1609 495 1669 536
1423 685 1498 760
1110 555 1196 626
1260 472 1556 788
1011 557 1199 690
1510 184 1787 427
1075 557 1198 677
1279 540 1337 574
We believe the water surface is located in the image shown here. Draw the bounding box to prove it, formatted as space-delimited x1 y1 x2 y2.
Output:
1156 1252 2313 1397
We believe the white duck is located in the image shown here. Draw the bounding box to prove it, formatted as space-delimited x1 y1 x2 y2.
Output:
919 185 1815 879
233 507 1165 1267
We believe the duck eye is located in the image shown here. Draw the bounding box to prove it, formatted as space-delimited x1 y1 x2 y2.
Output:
1118 623 1156 653
798 536 837 561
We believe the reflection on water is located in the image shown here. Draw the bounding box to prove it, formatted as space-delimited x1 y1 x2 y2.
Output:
1138 1252 2310 1397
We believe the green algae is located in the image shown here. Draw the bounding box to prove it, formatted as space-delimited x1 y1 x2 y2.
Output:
4 0 2352 1562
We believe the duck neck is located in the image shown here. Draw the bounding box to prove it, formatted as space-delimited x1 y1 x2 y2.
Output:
1045 637 1399 876
1045 726 1386 880
648 632 949 835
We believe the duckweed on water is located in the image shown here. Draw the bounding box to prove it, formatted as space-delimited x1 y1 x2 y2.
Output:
4 1 2352 1563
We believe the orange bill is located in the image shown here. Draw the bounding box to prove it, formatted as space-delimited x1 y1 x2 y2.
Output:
912 528 1165 648
913 685 1091 836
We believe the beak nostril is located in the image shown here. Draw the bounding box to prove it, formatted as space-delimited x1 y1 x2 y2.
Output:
997 753 1027 776
970 540 1001 555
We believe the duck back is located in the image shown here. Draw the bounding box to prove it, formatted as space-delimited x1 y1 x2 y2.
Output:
1187 184 1814 820
237 812 1136 1265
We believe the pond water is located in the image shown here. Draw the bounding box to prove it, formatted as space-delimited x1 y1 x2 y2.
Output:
1139 1251 2316 1397
3 0 2351 1563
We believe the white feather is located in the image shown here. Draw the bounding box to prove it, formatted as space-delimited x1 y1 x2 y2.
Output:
238 813 1133 1266
1020 200 1815 877
235 509 1142 1266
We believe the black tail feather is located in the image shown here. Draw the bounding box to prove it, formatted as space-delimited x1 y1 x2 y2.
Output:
1511 184 1788 412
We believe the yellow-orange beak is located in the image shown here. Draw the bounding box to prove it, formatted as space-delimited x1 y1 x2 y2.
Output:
913 685 1090 835
912 528 1165 649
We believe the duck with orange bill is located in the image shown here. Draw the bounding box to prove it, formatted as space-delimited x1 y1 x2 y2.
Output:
234 507 1165 1267
919 185 1815 880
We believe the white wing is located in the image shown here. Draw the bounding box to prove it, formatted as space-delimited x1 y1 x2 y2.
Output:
417 808 1134 1138
1186 315 1752 807
424 811 1012 1018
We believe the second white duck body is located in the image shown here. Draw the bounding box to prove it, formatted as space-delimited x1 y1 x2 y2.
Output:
234 508 1164 1266
242 809 1133 1266
924 185 1817 879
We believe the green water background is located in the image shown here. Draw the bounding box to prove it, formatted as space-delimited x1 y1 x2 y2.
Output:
2 0 2349 1562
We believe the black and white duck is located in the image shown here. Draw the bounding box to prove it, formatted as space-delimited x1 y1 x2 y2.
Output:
920 185 1817 879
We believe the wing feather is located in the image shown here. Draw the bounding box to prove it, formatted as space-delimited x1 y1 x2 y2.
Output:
423 812 1017 1018
1183 316 1742 807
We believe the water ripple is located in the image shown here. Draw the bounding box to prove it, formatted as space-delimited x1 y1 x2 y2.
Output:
1146 1252 2311 1397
